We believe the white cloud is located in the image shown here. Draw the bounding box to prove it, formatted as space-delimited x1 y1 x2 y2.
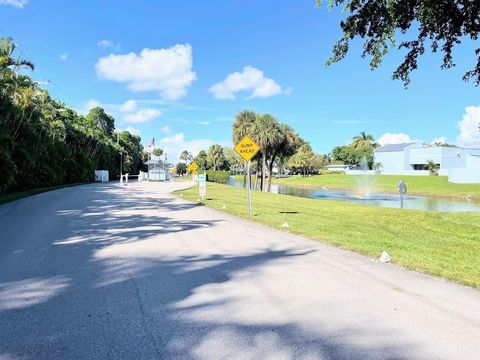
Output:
77 99 101 115
209 66 285 100
78 99 162 126
124 108 162 123
378 133 417 146
158 132 229 163
0 0 27 8
124 126 141 136
120 100 138 112
117 126 141 136
95 44 196 100
195 120 210 125
97 40 120 51
60 53 68 61
160 133 185 143
431 137 448 145
160 125 171 134
456 105 480 147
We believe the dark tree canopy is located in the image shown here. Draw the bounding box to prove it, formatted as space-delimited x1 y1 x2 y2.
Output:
86 107 115 137
318 0 480 86
0 37 144 193
176 162 187 176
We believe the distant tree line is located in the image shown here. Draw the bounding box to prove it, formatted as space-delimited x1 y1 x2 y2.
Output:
177 111 332 189
0 37 144 194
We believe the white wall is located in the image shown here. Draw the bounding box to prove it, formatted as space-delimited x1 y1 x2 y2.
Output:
439 147 467 170
408 147 443 168
466 154 480 168
408 147 480 171
448 168 480 183
374 151 406 173
379 170 430 176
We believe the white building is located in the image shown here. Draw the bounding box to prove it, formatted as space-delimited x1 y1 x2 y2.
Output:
374 143 480 183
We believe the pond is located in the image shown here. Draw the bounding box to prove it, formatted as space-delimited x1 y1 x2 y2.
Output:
227 178 480 212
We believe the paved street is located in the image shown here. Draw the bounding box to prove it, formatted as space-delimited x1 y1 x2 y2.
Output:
1 181 479 359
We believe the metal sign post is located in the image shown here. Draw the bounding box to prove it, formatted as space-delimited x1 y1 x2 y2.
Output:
234 135 260 216
398 179 407 209
246 161 251 216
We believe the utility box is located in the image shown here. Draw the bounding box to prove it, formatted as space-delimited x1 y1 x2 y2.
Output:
94 170 109 182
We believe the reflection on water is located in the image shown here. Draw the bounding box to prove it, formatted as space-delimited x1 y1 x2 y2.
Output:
227 179 480 212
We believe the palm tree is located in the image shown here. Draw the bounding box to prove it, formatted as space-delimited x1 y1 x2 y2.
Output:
207 144 226 171
251 113 282 191
352 131 375 148
0 37 34 72
232 110 256 144
265 124 299 192
372 162 383 171
426 160 439 176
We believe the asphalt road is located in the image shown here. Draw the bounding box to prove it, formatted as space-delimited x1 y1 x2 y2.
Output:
1 181 479 359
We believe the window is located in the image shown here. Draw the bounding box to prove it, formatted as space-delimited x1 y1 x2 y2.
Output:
412 164 427 170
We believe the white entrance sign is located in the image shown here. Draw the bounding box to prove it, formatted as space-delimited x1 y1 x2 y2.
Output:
198 173 206 199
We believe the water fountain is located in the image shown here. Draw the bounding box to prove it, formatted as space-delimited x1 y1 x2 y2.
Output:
354 156 374 198
350 156 398 202
226 158 480 212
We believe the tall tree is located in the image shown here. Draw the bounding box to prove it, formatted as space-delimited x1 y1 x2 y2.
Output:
152 148 163 157
251 114 283 191
265 124 300 192
193 150 208 170
319 0 480 86
207 144 226 171
0 37 34 71
352 131 376 148
86 107 115 137
232 110 257 144
287 143 316 177
223 146 240 172
179 150 193 163
176 162 187 176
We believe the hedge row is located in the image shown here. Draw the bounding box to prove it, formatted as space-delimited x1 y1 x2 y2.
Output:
205 170 230 184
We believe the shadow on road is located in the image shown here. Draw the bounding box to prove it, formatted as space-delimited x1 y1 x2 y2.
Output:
0 183 422 359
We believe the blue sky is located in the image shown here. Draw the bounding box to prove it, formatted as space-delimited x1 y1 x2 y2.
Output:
1 0 480 160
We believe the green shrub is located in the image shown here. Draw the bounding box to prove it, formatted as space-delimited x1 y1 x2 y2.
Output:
205 170 230 184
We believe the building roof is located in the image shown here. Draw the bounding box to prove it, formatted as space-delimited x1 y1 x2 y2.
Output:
145 159 164 165
375 143 417 153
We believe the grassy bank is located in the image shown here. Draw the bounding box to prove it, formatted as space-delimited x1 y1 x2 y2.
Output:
0 183 82 205
176 183 480 288
262 174 480 199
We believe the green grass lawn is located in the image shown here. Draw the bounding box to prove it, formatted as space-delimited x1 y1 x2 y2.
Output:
263 174 480 199
176 183 480 288
0 183 82 205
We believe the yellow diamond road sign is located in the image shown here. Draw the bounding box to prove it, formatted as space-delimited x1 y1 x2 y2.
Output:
234 135 260 161
189 162 198 172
